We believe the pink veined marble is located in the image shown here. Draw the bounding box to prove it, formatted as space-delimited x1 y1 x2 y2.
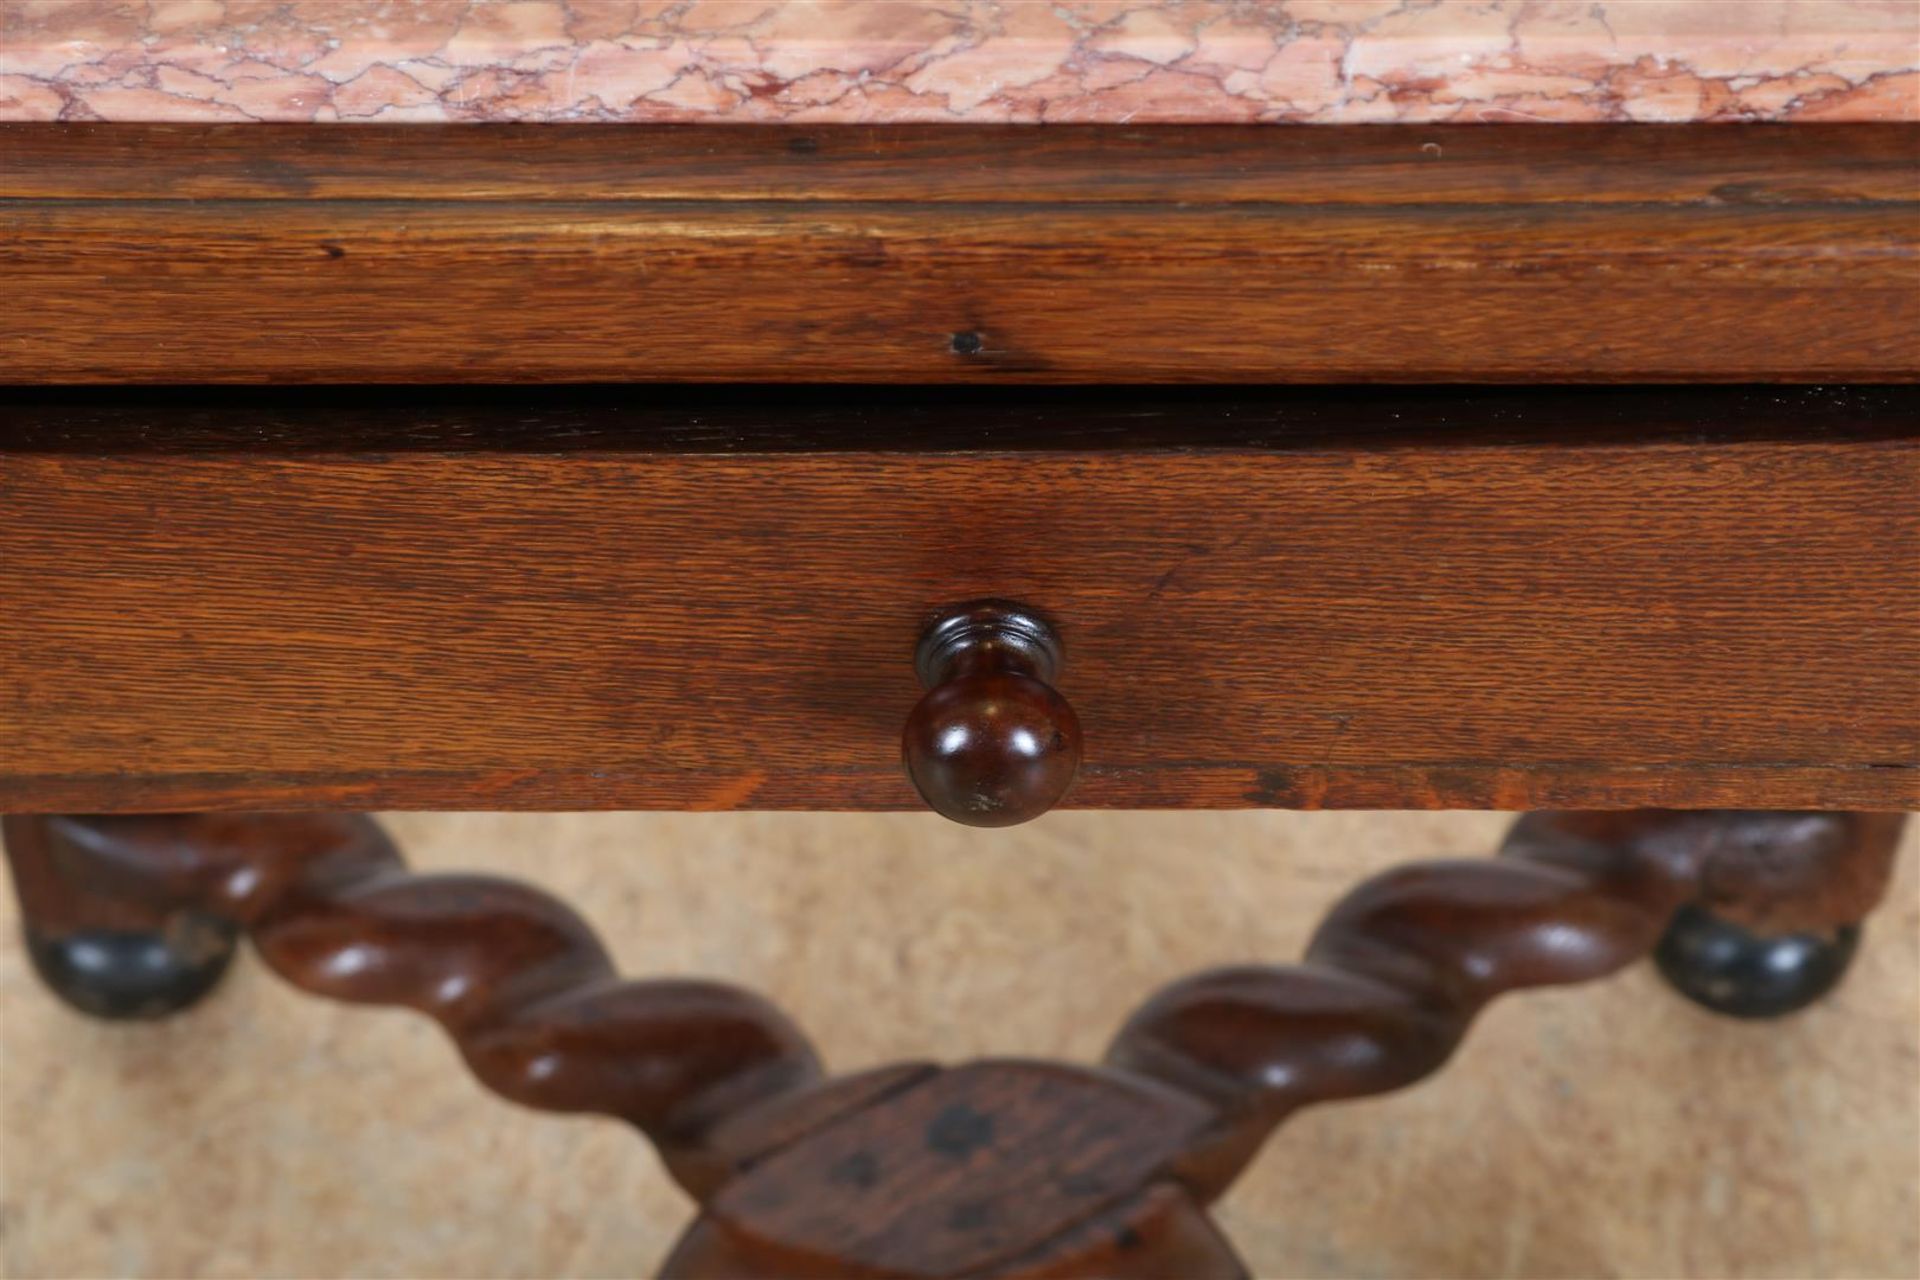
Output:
2 1 1914 125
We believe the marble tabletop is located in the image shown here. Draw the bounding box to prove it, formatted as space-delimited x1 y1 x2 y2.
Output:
2 1 1915 124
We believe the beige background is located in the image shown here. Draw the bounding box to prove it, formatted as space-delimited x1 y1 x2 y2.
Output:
2 811 1916 1279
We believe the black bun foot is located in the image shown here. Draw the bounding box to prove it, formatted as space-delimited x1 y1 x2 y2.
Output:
1654 903 1860 1020
24 914 239 1020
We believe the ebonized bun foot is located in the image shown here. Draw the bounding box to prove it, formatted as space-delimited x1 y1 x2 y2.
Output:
22 915 238 1020
1655 904 1861 1019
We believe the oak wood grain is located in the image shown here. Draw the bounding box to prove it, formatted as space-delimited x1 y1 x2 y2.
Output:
8 123 1916 204
2 388 1912 813
2 125 1914 384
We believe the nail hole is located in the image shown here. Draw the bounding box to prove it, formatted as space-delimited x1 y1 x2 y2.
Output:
949 331 983 355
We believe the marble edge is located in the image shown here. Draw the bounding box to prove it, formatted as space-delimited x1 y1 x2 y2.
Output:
1 1 1916 125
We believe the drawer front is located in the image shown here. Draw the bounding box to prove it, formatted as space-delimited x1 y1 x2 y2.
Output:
2 393 1915 812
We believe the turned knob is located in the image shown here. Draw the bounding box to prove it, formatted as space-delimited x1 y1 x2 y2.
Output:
902 601 1082 827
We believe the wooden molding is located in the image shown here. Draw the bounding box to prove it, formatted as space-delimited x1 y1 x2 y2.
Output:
2 123 1915 384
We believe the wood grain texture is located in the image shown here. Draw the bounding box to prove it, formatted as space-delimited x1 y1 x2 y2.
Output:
9 124 1917 205
677 1061 1226 1278
2 388 1913 813
2 124 1915 384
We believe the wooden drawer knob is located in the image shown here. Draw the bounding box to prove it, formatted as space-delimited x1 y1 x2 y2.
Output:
902 601 1082 827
